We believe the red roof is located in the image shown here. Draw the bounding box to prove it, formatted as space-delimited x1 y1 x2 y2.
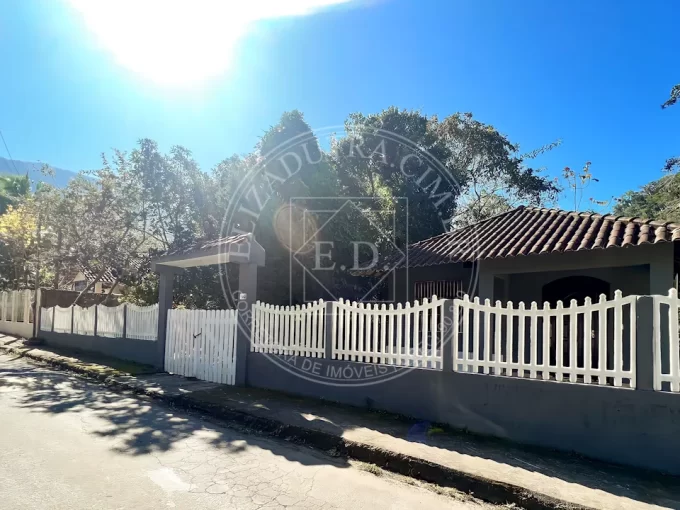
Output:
383 206 680 272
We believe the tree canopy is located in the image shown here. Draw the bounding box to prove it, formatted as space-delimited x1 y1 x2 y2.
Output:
0 107 562 305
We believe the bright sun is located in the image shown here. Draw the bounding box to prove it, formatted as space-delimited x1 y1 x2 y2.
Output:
68 0 353 88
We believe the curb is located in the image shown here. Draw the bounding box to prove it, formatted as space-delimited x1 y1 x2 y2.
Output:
0 344 586 510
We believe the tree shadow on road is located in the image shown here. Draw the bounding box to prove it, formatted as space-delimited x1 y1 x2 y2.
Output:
0 362 348 470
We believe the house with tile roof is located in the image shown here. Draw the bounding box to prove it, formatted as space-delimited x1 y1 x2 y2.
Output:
67 266 127 295
377 206 680 305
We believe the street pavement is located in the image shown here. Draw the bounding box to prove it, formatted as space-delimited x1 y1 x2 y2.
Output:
0 353 492 510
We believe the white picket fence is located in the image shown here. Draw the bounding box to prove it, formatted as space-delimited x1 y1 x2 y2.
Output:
250 292 641 387
454 291 637 388
96 304 125 338
331 298 444 369
251 300 327 357
250 298 446 369
653 289 680 392
165 309 238 384
126 304 159 340
40 303 158 340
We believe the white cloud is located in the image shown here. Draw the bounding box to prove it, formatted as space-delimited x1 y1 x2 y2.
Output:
67 0 357 88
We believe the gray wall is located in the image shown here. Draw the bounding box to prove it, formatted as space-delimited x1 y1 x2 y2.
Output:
41 331 162 367
480 242 674 300
247 352 680 475
395 243 675 304
506 265 650 303
391 264 477 302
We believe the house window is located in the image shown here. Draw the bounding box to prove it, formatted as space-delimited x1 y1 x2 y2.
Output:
414 280 463 300
73 280 87 292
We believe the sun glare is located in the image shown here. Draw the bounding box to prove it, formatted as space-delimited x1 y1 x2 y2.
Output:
68 0 354 88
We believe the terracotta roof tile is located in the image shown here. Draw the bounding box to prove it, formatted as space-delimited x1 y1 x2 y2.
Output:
363 206 680 274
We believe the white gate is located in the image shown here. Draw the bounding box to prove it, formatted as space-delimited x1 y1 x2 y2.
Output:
165 309 238 385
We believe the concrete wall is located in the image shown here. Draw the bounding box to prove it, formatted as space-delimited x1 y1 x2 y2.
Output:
0 320 33 339
246 352 680 475
41 331 161 367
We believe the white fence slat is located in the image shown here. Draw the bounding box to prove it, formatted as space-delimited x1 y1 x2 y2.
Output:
430 299 438 369
542 302 551 379
556 301 564 381
483 299 492 374
614 290 623 387
529 302 538 379
598 293 607 383
420 299 428 368
461 296 469 371
494 301 502 375
507 301 515 369
342 303 356 360
358 303 366 362
569 299 578 383
518 302 526 375
584 298 592 384
472 297 479 371
396 303 404 366
381 304 388 365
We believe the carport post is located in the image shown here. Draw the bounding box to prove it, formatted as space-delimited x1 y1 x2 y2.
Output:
156 265 181 370
235 263 258 386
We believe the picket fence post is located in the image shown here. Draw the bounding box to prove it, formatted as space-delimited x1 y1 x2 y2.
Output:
93 304 98 337
442 299 454 372
636 295 654 391
121 304 128 339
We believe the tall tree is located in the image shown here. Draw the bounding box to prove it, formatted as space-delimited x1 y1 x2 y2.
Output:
0 174 30 215
437 113 560 227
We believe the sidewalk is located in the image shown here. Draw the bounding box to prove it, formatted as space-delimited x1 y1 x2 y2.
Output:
1 334 679 510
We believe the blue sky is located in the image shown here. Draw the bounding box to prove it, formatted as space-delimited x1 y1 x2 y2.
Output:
1 0 678 209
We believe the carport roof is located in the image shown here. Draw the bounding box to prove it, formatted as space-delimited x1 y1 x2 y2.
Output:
361 206 680 275
150 233 265 270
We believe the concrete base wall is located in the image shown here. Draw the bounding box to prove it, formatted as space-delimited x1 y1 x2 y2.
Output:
41 331 162 367
247 353 680 475
0 321 33 339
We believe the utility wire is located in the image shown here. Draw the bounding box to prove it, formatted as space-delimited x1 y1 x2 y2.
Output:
0 129 21 176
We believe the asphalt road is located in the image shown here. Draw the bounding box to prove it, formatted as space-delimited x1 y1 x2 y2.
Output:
0 354 491 510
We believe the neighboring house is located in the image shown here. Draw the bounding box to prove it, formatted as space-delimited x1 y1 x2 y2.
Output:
68 267 126 295
372 206 680 304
